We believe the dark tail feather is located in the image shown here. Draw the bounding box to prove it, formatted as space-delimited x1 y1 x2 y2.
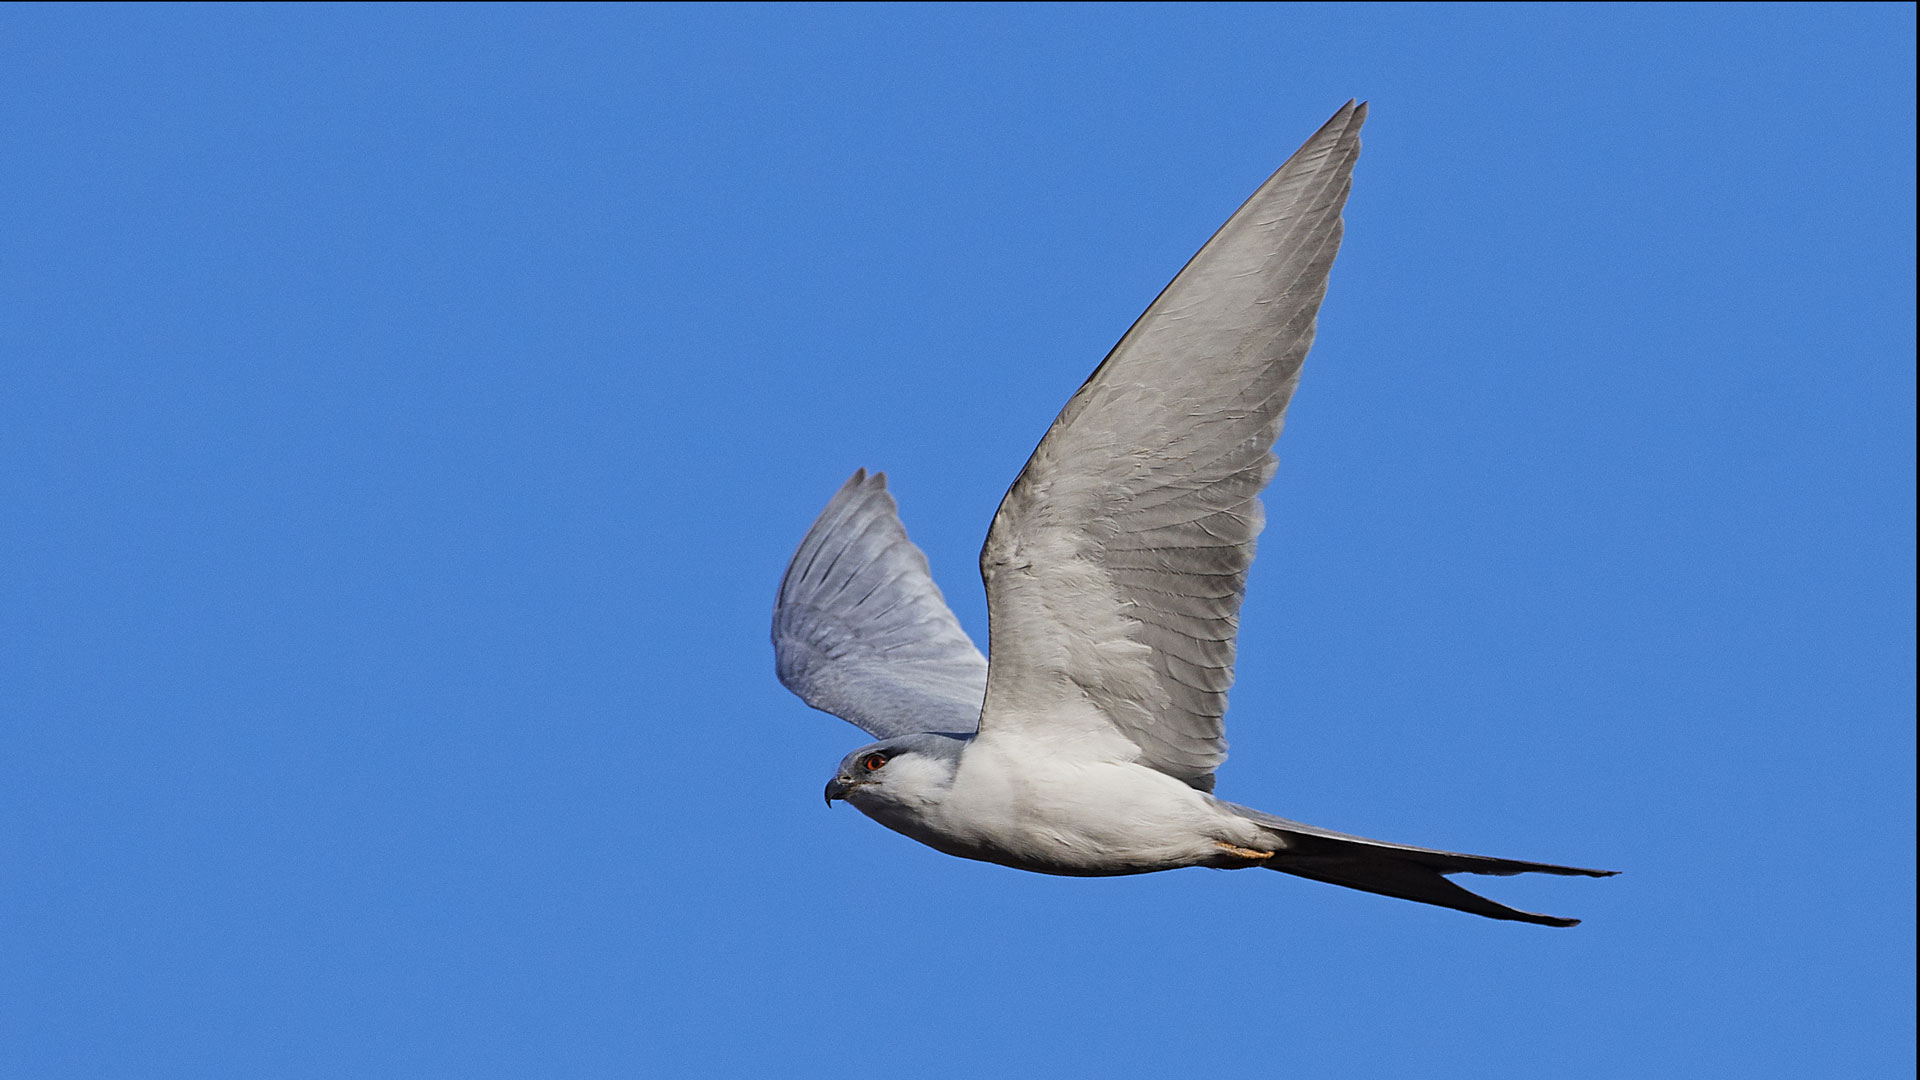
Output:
1272 856 1583 927
1216 799 1616 928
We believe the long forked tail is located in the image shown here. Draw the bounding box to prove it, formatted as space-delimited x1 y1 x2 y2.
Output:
1218 800 1617 927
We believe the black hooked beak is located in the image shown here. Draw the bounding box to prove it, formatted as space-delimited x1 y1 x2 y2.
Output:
824 776 852 806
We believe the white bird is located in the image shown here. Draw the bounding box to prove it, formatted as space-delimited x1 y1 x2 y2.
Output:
773 102 1614 926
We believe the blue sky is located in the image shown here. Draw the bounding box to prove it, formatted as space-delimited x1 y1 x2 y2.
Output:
2 5 1912 1077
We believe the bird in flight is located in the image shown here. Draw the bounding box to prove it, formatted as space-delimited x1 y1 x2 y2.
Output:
772 102 1614 926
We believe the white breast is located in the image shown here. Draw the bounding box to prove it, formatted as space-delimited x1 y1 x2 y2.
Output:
914 730 1261 875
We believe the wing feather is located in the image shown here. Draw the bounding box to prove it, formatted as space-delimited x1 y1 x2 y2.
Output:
977 102 1366 787
774 470 987 738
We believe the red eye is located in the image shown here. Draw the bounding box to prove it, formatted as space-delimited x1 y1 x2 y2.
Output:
862 754 887 773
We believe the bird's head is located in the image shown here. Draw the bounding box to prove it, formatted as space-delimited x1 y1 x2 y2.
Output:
824 732 966 810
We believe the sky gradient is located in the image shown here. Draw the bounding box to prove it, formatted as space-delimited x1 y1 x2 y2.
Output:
3 6 1914 1078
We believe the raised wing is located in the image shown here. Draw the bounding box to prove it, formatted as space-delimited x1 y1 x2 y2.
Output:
774 469 988 739
978 102 1365 788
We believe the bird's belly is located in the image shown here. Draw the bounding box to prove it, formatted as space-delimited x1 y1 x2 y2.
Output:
861 750 1252 876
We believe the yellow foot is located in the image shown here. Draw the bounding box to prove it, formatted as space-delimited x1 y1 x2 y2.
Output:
1214 842 1275 861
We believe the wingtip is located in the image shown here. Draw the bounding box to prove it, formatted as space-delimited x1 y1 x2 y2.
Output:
840 466 890 492
1311 100 1366 144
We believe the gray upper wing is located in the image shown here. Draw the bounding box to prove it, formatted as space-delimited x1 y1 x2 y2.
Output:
774 469 987 739
977 102 1365 787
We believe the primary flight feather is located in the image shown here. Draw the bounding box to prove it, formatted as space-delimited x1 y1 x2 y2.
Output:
772 102 1614 926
